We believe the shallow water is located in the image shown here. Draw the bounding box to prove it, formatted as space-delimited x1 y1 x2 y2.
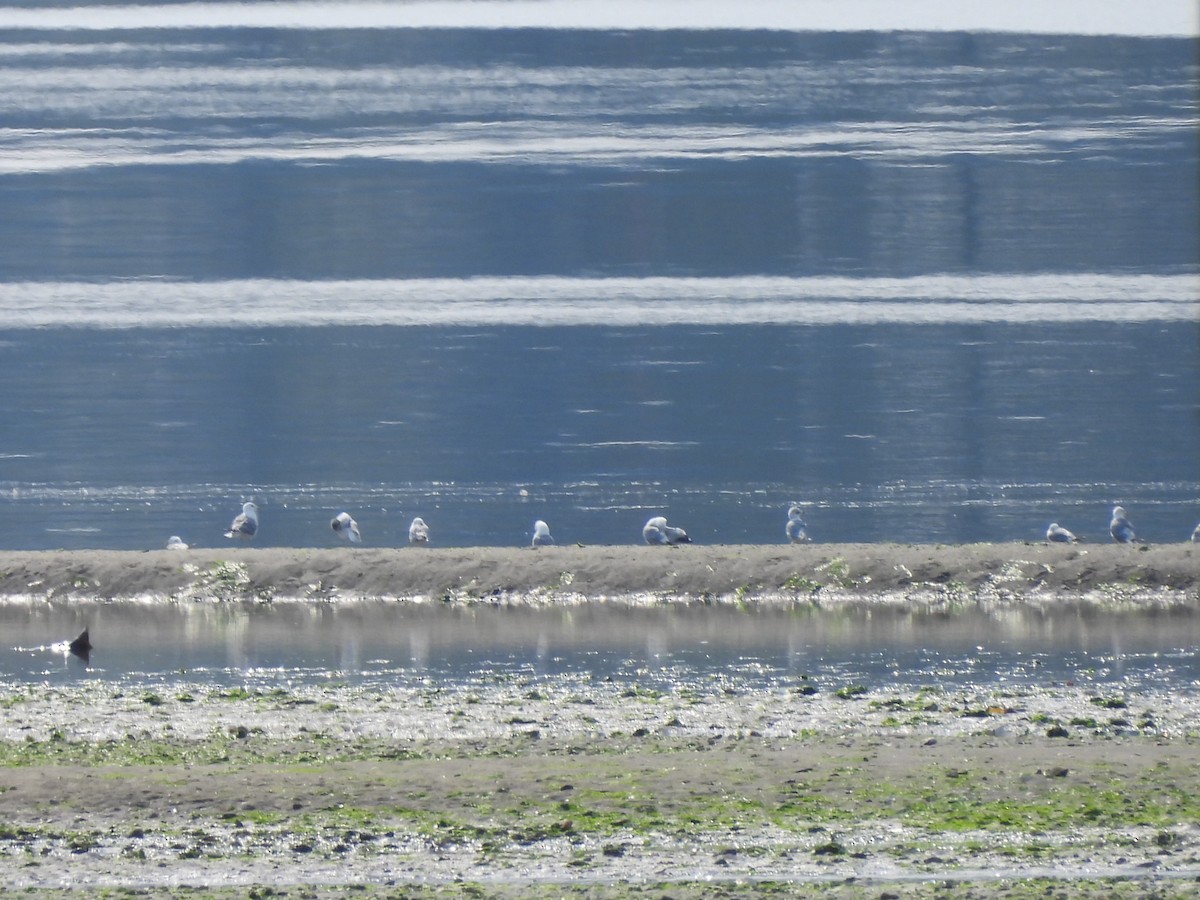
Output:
5 601 1199 695
0 13 1197 551
2 319 1198 548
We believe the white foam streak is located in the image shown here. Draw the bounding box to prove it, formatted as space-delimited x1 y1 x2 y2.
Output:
1 274 1196 327
1 116 1191 175
0 1 1194 36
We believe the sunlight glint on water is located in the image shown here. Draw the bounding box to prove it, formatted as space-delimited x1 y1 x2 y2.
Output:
0 20 1196 550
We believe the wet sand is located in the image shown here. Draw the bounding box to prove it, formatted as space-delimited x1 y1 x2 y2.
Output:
1 672 1199 898
1 541 1198 603
1 543 1199 897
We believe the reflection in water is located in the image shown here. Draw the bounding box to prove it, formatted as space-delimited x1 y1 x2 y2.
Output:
408 628 431 672
2 600 1197 693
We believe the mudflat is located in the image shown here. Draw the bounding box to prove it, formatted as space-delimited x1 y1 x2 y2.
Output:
1 673 1198 898
0 543 1198 897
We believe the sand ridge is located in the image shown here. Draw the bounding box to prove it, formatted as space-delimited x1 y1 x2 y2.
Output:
0 542 1197 603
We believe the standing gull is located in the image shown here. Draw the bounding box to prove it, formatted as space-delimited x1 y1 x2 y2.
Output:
643 515 690 545
224 501 258 540
1109 506 1136 544
1045 523 1078 544
331 512 362 543
166 535 189 550
409 517 430 545
1191 522 1199 543
531 519 555 547
786 504 810 543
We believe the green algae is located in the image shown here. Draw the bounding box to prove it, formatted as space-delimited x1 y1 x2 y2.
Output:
8 734 1192 845
2 679 1199 895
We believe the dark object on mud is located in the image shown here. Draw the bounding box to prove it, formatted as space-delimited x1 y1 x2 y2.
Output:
69 628 92 662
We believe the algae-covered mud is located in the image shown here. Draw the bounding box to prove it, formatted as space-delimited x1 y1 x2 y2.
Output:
1 676 1199 897
1 545 1198 897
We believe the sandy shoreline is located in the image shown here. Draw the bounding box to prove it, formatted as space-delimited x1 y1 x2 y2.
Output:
2 542 1199 897
1 542 1198 604
1 673 1199 897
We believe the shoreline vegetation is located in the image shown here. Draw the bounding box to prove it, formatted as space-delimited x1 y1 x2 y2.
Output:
0 542 1197 605
2 543 1199 897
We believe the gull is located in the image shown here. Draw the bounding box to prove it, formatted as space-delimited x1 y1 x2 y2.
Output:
1045 523 1077 544
409 517 430 545
224 501 258 540
1109 506 1136 544
786 504 810 543
1191 522 1199 543
531 519 555 547
331 512 361 543
643 515 690 545
166 535 189 550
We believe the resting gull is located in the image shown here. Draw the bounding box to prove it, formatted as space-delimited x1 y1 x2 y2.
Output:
786 504 810 543
1045 523 1078 544
1191 522 1199 543
224 501 258 540
166 535 189 550
643 515 690 545
331 511 362 543
409 517 430 545
531 519 555 547
1109 505 1136 544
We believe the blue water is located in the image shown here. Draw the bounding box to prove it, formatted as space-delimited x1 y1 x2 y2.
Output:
0 10 1197 550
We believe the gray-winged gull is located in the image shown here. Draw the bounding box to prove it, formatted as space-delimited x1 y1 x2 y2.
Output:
331 511 362 543
531 519 554 547
224 501 258 540
1109 506 1136 544
1191 522 1199 543
786 504 810 543
643 515 690 545
1045 523 1078 544
166 535 189 550
409 517 430 545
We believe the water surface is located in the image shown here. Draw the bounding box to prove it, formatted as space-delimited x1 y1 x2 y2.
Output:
5 601 1199 695
0 16 1196 550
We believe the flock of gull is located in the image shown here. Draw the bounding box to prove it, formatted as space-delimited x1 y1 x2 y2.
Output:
1048 505 1200 545
159 501 1200 551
